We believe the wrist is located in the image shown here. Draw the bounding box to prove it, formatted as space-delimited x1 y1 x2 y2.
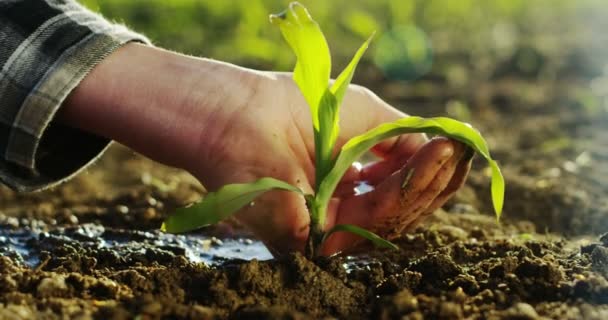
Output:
60 43 261 172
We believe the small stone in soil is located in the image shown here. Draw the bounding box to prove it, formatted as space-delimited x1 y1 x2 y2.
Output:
37 275 68 297
600 233 608 247
581 243 599 254
504 302 539 319
591 246 608 277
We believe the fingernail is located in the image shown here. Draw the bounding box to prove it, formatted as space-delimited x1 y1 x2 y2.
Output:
438 142 455 159
401 168 415 189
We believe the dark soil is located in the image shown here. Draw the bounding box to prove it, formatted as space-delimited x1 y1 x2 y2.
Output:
1 192 607 319
3 18 608 320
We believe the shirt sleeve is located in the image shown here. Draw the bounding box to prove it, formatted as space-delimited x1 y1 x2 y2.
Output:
0 0 150 192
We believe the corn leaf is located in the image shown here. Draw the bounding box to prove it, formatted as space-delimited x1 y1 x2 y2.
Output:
315 35 374 187
269 2 330 131
489 160 504 220
314 90 338 190
314 116 505 220
325 224 399 250
162 178 304 233
330 34 374 105
271 2 338 192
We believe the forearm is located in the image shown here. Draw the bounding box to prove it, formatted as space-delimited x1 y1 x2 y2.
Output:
60 43 254 172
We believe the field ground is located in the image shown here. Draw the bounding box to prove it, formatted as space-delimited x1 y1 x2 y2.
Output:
1 1 608 319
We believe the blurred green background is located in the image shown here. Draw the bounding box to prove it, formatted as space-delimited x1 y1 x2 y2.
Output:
77 0 608 124
79 0 608 81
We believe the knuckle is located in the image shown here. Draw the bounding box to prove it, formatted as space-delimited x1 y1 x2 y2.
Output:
349 85 377 101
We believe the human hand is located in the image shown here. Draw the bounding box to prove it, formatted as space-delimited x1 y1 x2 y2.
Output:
186 70 473 255
62 44 472 256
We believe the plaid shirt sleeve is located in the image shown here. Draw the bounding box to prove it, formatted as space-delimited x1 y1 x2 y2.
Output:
0 0 149 192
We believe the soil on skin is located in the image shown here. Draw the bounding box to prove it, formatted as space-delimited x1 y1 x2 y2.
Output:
3 22 608 320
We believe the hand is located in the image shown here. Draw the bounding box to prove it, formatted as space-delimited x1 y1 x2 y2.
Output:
185 70 473 255
62 44 472 256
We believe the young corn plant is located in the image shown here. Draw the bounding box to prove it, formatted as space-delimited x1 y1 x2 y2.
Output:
161 2 505 257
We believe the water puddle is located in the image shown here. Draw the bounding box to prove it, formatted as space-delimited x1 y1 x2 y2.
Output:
0 223 273 268
0 220 382 273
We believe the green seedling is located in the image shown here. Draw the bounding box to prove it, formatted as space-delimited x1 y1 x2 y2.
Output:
162 2 505 257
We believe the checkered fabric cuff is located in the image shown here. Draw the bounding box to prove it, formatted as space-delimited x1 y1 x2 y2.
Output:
0 0 150 191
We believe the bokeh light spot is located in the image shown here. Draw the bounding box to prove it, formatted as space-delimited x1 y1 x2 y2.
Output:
373 25 433 81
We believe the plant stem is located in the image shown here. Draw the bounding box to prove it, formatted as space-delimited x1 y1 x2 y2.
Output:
305 202 326 258
305 222 324 259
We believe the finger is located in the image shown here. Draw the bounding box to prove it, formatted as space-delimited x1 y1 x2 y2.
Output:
364 142 471 238
418 147 474 216
341 163 362 183
370 132 428 160
333 182 358 198
402 214 431 233
401 147 474 234
361 133 430 186
378 149 462 238
321 137 456 255
328 163 363 198
382 142 467 237
360 158 402 186
366 137 456 223
406 141 468 216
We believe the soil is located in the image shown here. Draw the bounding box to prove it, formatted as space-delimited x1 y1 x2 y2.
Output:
3 24 608 320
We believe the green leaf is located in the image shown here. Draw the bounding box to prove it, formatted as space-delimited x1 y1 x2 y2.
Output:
271 3 376 195
314 116 505 220
489 160 505 221
270 2 330 130
271 2 336 197
325 224 399 250
162 177 304 233
330 33 374 105
314 90 337 189
314 34 374 189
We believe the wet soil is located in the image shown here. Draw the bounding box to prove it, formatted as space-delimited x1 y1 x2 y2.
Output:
1 195 607 319
3 22 608 320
